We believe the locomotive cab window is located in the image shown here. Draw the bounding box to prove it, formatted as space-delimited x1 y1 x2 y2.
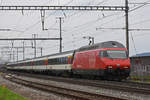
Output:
100 50 128 59
100 51 108 58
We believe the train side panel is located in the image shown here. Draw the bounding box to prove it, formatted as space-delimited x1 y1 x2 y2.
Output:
72 50 103 76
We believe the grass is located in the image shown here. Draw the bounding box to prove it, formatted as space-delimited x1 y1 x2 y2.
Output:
0 85 28 100
130 76 150 83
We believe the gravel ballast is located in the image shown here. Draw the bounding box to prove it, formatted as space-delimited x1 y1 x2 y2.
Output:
13 74 150 100
0 73 70 100
1 72 150 100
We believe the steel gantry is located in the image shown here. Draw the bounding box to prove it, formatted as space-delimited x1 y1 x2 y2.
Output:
0 6 126 11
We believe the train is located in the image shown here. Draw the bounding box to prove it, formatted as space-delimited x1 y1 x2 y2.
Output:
6 41 130 81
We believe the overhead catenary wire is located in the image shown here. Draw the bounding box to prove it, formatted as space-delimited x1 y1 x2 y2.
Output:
22 0 110 34
96 28 150 31
129 0 150 12
24 0 109 33
4 0 74 46
22 0 75 33
0 0 115 40
37 0 111 54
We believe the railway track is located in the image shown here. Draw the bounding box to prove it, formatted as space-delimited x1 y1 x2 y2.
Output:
4 70 150 95
3 75 125 100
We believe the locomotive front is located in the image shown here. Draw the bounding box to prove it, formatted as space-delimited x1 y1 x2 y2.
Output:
99 48 130 80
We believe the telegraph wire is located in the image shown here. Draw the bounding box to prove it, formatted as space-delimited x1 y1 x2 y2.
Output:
129 3 150 4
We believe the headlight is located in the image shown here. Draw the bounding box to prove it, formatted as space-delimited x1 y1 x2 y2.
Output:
108 66 113 68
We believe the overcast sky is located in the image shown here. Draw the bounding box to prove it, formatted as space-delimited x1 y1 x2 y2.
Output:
0 0 149 61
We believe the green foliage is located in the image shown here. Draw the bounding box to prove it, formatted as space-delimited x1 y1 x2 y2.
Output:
0 85 28 100
130 76 150 83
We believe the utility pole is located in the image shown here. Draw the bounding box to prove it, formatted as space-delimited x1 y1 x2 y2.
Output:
57 17 63 53
16 48 18 61
9 53 12 62
33 34 37 58
41 10 48 30
59 17 62 53
13 50 15 62
125 0 129 55
23 41 25 60
41 47 43 56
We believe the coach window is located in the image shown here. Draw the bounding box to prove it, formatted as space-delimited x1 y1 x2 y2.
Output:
39 60 42 65
55 58 58 64
64 57 66 64
26 62 29 66
99 51 103 57
37 60 40 65
52 59 54 64
54 58 56 64
53 59 56 64
70 56 72 64
34 61 37 65
61 57 63 64
35 61 38 65
54 58 57 64
52 59 55 64
60 57 62 64
49 59 51 64
63 58 65 64
58 58 60 64
65 57 67 64
57 58 59 64
59 58 61 64
50 59 53 64
20 63 22 66
63 57 65 64
65 57 68 64
25 62 27 66
41 60 44 65
60 58 62 64
64 57 67 64
38 60 41 65
51 59 54 65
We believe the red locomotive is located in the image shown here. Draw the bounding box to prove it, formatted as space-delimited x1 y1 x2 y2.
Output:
7 41 130 81
72 41 130 80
